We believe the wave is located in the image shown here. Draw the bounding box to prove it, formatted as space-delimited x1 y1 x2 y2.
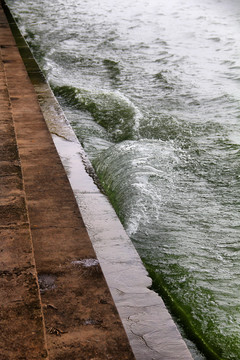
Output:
93 139 182 234
53 85 142 142
93 139 240 360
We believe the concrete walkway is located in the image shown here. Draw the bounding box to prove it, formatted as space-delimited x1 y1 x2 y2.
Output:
0 28 48 360
0 3 135 359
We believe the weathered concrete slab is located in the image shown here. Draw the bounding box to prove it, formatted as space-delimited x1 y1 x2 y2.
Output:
1 2 135 359
0 19 48 358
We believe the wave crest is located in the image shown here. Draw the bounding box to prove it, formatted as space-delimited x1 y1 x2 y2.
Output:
54 85 142 142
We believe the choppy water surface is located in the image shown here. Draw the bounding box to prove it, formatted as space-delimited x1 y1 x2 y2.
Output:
7 0 240 358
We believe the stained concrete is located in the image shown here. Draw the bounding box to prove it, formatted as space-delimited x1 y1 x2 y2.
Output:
0 22 48 359
0 2 135 359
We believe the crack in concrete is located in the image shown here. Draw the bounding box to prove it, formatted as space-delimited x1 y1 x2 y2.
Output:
129 325 157 356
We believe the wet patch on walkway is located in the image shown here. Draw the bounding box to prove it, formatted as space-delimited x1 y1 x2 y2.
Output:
38 273 57 294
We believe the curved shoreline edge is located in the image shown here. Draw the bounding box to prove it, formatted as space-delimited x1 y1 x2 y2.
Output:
3 2 193 358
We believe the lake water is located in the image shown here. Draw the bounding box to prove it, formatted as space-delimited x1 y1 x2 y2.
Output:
6 0 240 358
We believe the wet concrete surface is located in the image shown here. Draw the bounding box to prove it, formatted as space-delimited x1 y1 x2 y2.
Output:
0 2 135 359
0 11 48 358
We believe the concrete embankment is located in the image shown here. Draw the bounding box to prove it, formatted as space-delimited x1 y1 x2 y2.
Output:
0 1 194 359
0 3 135 359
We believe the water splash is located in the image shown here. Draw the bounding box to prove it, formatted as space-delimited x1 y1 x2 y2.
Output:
54 85 142 141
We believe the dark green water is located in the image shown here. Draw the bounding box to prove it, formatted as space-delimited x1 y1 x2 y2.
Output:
6 0 240 358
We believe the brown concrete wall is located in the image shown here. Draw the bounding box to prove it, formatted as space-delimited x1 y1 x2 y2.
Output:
0 18 48 358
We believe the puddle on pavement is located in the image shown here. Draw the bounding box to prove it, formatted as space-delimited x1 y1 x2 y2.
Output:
38 273 56 294
71 258 99 268
82 318 103 326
